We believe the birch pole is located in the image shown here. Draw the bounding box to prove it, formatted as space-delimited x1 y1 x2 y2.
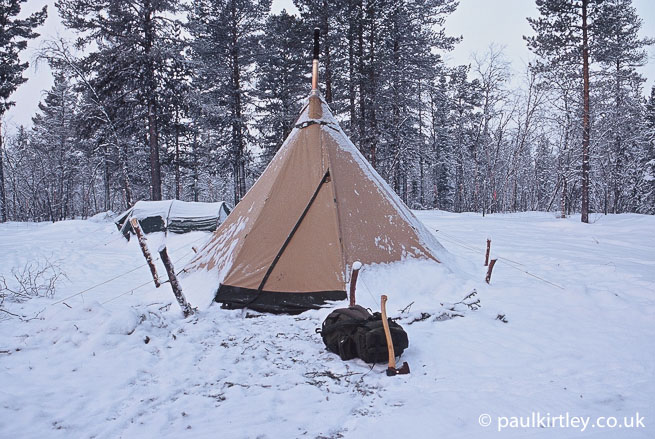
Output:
158 245 194 318
130 218 160 287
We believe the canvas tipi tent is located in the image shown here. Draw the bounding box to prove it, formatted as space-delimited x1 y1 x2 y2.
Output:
183 31 445 313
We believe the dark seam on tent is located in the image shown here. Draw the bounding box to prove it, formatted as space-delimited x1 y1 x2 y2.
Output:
245 168 331 309
324 133 348 283
215 284 346 314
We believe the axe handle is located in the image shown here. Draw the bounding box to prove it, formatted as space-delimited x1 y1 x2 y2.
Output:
380 295 396 370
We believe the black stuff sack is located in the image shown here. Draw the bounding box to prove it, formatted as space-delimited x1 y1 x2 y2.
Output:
317 305 409 364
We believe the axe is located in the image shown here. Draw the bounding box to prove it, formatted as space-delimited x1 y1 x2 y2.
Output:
380 295 410 376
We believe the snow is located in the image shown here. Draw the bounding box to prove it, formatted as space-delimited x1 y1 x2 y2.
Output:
119 200 230 224
1 211 654 438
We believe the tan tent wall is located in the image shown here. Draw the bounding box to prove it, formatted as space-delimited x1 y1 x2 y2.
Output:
184 92 445 313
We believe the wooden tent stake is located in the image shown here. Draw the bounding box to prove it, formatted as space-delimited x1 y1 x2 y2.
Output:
130 218 160 287
349 261 362 307
484 239 491 266
485 258 498 284
158 245 194 318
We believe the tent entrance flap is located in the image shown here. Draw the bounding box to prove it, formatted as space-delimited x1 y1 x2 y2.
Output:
256 168 331 294
216 284 346 314
216 168 346 313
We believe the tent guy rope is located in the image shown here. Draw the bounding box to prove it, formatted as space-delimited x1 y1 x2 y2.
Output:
435 230 565 290
50 234 208 306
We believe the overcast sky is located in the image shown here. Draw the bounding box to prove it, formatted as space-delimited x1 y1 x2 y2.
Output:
4 0 655 135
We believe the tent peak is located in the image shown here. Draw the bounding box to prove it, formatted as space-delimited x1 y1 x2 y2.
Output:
293 92 340 131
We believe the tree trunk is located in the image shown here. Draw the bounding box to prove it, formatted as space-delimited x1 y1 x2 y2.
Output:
232 59 245 204
231 7 246 205
368 0 377 169
120 143 133 207
148 99 161 200
322 0 332 103
192 131 199 202
391 27 400 196
348 0 356 136
357 0 367 158
613 59 622 214
561 173 567 218
581 0 591 223
0 119 7 222
144 1 162 201
419 85 424 208
175 107 181 200
560 97 571 219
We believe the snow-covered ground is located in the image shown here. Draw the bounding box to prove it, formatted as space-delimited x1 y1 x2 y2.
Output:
0 211 653 438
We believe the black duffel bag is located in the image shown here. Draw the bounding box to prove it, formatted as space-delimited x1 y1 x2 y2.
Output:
317 305 409 364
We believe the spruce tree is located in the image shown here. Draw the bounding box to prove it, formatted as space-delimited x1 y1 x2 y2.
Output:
0 0 47 222
187 0 271 205
640 86 655 213
30 71 80 221
257 11 309 165
593 0 653 213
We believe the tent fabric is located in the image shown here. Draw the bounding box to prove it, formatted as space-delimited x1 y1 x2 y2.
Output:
184 91 446 313
115 200 231 238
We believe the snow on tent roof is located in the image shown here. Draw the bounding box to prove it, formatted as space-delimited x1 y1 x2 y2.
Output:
182 91 447 313
129 200 230 221
115 200 231 237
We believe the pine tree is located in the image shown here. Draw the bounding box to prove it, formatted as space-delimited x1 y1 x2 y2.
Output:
639 86 655 213
257 11 309 165
526 0 602 223
57 0 182 202
449 66 482 213
428 73 452 210
592 0 653 213
0 0 47 222
158 23 193 200
293 0 327 99
362 0 459 204
188 0 271 205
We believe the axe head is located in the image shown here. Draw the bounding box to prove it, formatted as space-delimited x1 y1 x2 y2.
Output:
386 362 410 376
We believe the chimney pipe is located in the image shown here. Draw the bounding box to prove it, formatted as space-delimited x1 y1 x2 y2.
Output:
312 27 320 90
